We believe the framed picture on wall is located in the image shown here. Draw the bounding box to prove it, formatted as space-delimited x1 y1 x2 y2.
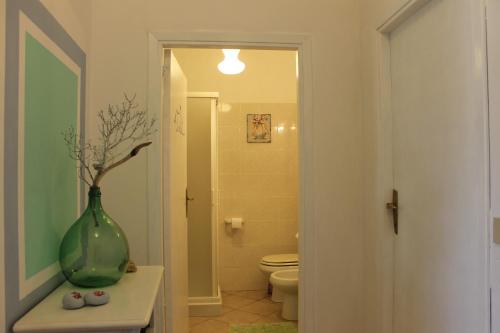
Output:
4 0 86 329
247 114 272 143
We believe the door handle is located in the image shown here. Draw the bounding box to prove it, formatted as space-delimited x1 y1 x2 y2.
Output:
386 189 398 235
186 188 194 217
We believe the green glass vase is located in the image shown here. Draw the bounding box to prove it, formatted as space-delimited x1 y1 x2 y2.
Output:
59 186 129 287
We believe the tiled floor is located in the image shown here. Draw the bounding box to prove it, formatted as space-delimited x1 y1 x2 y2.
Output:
189 290 298 333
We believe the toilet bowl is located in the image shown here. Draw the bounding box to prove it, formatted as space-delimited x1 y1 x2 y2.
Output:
270 269 298 321
259 254 298 302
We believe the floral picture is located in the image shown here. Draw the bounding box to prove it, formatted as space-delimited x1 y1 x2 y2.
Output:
247 114 272 143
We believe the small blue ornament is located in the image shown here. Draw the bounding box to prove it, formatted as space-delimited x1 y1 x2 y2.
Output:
84 290 110 306
62 291 85 310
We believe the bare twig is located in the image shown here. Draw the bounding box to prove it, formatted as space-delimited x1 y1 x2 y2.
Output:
63 94 156 187
93 142 152 186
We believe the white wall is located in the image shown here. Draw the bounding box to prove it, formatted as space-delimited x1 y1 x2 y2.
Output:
217 102 299 291
175 48 297 103
88 0 364 331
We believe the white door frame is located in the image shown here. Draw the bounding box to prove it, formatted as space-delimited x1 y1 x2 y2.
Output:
146 32 315 333
374 1 491 333
0 0 6 329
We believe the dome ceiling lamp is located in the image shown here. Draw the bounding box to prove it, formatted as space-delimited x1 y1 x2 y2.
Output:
217 49 246 75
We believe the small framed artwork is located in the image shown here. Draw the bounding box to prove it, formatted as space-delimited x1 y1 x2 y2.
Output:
247 114 272 143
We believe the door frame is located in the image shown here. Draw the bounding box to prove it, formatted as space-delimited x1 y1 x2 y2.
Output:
374 1 491 333
186 91 220 297
146 32 314 333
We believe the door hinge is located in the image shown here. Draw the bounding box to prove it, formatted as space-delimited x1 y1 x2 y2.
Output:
186 188 194 218
162 64 169 77
490 288 492 333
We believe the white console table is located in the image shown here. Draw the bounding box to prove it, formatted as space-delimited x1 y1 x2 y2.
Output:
13 266 164 333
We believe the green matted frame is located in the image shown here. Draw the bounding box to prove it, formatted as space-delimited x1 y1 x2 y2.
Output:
18 13 80 297
4 0 86 330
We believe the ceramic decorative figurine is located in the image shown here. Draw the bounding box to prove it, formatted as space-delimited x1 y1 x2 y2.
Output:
127 260 137 273
84 290 110 306
62 291 85 310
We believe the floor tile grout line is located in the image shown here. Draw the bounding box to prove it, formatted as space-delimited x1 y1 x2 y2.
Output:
190 291 291 332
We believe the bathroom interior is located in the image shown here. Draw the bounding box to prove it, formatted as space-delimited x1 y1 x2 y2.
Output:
173 48 300 331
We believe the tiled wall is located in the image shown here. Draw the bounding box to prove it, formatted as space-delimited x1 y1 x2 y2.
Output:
218 103 298 291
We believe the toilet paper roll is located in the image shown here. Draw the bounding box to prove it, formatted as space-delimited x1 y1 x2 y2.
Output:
231 218 243 229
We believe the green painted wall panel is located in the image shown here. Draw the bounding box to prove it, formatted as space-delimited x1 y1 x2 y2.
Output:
24 32 78 279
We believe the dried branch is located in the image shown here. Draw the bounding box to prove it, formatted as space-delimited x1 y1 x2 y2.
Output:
93 142 152 187
94 94 155 164
63 127 94 186
63 94 156 187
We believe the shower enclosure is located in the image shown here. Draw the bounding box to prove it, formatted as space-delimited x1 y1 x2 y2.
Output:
186 93 221 315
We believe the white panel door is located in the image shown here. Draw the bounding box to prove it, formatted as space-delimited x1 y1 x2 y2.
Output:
163 50 189 333
487 1 500 332
389 1 489 332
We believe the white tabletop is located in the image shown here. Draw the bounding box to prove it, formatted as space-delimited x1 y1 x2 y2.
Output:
13 266 164 332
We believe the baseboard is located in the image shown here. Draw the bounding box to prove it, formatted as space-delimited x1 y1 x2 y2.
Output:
188 286 223 317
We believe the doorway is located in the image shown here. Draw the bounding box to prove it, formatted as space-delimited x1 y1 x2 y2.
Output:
149 38 312 333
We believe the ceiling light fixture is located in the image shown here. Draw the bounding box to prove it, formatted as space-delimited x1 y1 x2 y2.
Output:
218 49 246 75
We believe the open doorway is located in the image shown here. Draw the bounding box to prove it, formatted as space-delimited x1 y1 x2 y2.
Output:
146 33 313 333
164 47 300 332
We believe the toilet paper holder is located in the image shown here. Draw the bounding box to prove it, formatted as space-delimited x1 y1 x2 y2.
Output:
224 217 244 226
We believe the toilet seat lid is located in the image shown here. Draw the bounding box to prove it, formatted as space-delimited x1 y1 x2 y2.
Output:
261 254 298 265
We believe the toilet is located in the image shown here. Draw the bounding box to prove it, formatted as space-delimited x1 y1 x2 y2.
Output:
270 269 299 320
259 253 298 302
